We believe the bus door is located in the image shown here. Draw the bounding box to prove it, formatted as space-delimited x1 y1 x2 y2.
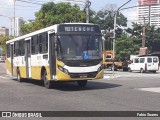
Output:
48 31 56 79
10 43 14 76
25 38 31 78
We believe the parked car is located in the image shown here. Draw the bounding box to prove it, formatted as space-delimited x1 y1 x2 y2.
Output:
128 55 159 73
0 54 6 62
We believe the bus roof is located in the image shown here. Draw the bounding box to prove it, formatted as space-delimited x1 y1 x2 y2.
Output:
6 23 96 44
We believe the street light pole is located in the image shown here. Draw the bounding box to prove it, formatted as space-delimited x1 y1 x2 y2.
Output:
0 15 14 36
112 0 131 76
13 0 16 38
85 0 91 23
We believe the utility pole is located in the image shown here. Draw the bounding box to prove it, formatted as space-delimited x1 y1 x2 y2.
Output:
85 0 91 23
142 17 146 48
112 0 131 76
13 0 16 38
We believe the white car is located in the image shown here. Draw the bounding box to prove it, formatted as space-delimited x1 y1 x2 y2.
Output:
128 56 159 73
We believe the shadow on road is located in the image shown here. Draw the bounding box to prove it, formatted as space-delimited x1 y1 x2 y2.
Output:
12 78 122 91
52 81 122 91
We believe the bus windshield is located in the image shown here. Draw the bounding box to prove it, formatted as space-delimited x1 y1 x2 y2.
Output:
57 35 102 60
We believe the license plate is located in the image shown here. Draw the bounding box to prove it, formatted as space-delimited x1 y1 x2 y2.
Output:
80 74 88 78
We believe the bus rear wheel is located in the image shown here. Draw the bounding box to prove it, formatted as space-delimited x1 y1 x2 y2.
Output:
43 70 52 89
77 80 87 87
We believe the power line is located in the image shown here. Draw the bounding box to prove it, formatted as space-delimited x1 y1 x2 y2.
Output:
27 0 47 3
16 0 42 5
0 3 41 8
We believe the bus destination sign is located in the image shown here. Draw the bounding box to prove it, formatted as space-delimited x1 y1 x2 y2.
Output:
64 26 94 32
58 24 101 34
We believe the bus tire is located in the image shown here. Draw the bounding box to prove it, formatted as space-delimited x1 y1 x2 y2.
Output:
77 80 87 87
17 69 23 82
42 70 52 89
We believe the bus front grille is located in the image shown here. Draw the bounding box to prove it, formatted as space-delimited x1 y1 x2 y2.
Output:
69 72 97 78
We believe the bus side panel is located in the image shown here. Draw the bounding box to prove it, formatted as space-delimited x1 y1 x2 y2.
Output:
19 66 27 78
31 66 41 80
31 66 51 80
6 58 12 75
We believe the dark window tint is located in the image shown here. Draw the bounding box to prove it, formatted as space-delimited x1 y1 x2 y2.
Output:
31 35 38 54
153 58 158 63
147 58 152 63
134 58 139 63
140 58 145 63
7 44 10 57
14 41 20 56
31 32 48 54
19 39 25 56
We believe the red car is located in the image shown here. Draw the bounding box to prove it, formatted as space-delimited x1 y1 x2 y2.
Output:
0 54 6 62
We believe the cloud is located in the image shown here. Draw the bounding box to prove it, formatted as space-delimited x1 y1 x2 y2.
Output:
122 8 138 27
0 0 15 28
0 0 14 12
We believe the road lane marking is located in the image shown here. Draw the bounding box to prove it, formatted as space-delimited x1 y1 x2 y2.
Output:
104 75 121 79
138 87 160 93
0 76 8 79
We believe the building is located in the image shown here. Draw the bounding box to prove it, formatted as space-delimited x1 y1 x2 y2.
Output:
138 0 160 28
138 0 159 5
0 27 9 36
14 17 24 37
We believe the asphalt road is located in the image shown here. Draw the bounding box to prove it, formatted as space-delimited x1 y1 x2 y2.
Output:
0 62 160 120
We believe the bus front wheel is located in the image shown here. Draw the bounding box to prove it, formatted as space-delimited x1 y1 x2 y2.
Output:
77 80 87 87
43 70 52 89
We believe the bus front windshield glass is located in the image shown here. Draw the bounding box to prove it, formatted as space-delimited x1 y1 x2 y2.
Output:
57 35 102 60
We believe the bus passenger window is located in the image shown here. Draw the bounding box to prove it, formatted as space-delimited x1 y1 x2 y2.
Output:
31 35 38 54
7 44 10 58
39 44 42 53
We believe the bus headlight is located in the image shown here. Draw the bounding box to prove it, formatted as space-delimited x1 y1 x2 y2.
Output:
58 65 69 74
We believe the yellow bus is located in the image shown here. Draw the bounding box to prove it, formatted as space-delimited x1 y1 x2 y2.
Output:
6 23 104 89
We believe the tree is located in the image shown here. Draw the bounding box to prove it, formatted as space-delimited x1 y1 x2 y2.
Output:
128 22 160 54
21 2 87 34
94 5 127 30
0 35 13 53
115 34 140 60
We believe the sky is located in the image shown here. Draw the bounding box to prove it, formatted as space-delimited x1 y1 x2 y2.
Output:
0 0 137 29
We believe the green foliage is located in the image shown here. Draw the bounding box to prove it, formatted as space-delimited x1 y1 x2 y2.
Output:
130 23 160 53
94 10 127 30
115 34 140 60
0 35 13 53
21 2 86 34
